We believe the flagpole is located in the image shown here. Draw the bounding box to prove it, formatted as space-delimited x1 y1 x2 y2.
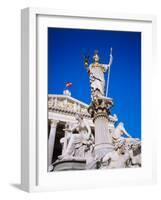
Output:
106 48 113 97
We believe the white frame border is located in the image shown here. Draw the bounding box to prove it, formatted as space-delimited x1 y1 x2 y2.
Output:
21 7 157 192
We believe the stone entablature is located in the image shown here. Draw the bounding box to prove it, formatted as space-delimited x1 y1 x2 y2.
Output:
48 94 91 118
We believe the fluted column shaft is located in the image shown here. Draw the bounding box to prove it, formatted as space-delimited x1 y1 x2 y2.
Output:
94 113 114 158
95 115 112 147
48 119 59 169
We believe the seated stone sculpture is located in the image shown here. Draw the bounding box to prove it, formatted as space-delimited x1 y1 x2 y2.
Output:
58 114 94 160
101 141 130 169
127 141 141 167
60 122 73 155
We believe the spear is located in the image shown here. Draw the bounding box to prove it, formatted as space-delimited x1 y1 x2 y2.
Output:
106 47 113 97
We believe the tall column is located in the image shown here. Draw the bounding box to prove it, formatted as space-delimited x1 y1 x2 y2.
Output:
94 112 114 158
88 98 114 159
48 119 59 171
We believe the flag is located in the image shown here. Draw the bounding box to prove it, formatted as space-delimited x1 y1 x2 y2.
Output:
66 82 72 88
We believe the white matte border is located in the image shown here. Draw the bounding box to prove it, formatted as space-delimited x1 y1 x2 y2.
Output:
36 13 155 190
21 8 156 192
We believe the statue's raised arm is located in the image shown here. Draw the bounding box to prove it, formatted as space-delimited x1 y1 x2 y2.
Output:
83 55 90 69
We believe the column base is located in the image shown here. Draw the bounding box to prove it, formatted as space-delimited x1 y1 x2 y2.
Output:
52 158 86 171
94 143 114 159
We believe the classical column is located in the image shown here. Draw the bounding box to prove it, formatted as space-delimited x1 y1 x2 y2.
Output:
48 119 59 171
88 98 114 159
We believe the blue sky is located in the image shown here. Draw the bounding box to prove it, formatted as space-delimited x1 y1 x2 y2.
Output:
48 27 141 139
